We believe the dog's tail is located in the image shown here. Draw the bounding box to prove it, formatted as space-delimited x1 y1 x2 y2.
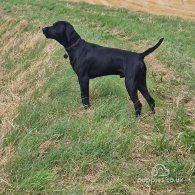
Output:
140 38 164 59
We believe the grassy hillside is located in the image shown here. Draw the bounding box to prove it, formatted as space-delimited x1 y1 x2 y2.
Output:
0 0 194 194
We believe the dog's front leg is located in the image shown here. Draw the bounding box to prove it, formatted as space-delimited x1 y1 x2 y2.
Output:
78 76 90 108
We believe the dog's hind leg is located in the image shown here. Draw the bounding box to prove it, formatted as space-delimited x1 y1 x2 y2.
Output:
125 78 142 117
139 84 155 113
138 70 155 113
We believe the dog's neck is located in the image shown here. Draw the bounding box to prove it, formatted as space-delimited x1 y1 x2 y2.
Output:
63 38 81 59
65 38 81 54
54 30 79 47
66 38 81 50
62 39 85 65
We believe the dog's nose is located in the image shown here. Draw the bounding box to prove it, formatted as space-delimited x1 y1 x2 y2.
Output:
42 27 48 34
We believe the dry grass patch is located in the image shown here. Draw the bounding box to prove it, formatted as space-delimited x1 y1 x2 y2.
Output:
0 145 15 193
1 19 29 55
0 14 59 145
0 42 57 138
38 139 59 158
185 96 195 129
0 18 59 193
0 16 59 192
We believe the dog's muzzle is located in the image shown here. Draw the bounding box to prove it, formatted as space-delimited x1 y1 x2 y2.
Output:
42 27 48 34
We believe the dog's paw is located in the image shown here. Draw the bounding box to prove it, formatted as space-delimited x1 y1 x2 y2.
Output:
151 109 155 114
135 110 141 117
150 104 155 114
83 104 90 109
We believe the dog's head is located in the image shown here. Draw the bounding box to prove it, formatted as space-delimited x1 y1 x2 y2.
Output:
42 21 80 48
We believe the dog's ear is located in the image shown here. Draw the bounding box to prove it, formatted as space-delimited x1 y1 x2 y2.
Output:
65 23 80 46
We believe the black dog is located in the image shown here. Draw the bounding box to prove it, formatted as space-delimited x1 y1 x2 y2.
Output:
42 21 163 116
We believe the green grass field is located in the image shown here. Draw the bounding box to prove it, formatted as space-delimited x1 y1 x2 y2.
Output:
0 0 195 194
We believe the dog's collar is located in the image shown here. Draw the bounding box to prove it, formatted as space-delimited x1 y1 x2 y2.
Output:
66 38 81 50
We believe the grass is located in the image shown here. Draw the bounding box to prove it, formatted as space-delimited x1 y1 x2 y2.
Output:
0 0 195 194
